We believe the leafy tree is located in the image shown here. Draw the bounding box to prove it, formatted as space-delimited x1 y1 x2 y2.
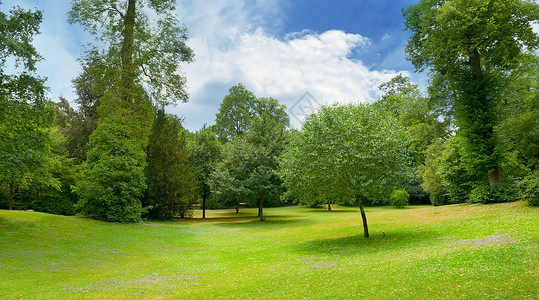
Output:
214 84 289 142
391 189 410 208
143 108 198 219
214 84 258 142
280 104 413 237
211 113 288 220
31 128 82 215
69 0 193 222
0 4 54 210
75 114 147 222
403 0 539 186
497 54 539 171
189 125 221 218
54 98 96 163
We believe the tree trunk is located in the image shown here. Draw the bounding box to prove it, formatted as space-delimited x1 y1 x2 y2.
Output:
9 179 14 210
235 203 239 214
121 0 136 105
202 195 206 219
489 167 502 186
356 194 369 238
327 198 331 211
469 48 503 186
258 191 264 221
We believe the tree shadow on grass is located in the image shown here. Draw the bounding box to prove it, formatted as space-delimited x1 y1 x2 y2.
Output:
297 230 434 256
303 208 356 213
211 215 314 228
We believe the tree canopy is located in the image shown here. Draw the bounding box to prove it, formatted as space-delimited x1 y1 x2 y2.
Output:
280 104 413 237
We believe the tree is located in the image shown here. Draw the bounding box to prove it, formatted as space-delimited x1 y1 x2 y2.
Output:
280 104 413 237
214 84 289 142
54 98 96 163
69 0 193 222
0 4 54 210
211 113 288 220
144 108 197 219
403 0 539 186
214 84 258 142
189 125 221 219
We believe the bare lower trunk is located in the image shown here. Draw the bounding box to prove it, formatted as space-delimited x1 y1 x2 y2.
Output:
327 198 331 211
356 194 369 238
489 167 502 186
9 179 14 210
202 195 206 219
235 203 239 214
258 191 264 221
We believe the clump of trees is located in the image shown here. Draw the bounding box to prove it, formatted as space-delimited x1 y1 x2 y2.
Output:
403 0 539 205
3 0 539 228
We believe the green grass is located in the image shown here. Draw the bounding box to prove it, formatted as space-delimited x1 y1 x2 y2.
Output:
1 202 538 299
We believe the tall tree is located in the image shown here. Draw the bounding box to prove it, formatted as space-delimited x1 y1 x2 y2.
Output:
189 125 221 219
403 0 539 186
144 108 197 219
211 111 288 219
0 4 54 210
69 0 193 222
280 104 413 237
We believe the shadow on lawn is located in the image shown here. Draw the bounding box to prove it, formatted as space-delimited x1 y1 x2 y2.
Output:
297 230 431 255
211 215 314 228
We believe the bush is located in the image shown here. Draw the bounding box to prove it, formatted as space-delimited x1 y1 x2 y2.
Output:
33 193 76 216
391 189 409 208
469 183 517 204
518 170 539 206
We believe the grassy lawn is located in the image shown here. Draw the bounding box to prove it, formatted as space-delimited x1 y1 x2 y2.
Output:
1 202 537 299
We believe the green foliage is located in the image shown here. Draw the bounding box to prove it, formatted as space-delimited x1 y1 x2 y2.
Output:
419 137 472 206
518 170 539 206
189 125 222 216
54 98 96 163
391 189 410 208
0 4 55 209
281 103 413 204
468 183 518 204
144 109 198 219
280 103 413 237
403 0 539 75
404 0 539 186
211 113 287 214
214 84 289 142
214 84 257 141
68 0 194 106
75 119 146 223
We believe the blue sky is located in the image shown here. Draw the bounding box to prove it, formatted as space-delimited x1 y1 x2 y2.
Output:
2 1 443 130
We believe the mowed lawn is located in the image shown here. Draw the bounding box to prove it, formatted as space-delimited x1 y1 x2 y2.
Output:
1 202 537 299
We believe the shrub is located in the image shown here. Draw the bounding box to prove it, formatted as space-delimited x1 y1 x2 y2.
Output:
391 189 409 208
518 170 539 206
469 183 517 204
33 193 76 216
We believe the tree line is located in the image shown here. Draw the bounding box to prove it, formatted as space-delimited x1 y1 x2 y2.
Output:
1 0 538 238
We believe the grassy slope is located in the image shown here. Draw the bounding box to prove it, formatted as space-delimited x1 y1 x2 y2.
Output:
0 202 537 299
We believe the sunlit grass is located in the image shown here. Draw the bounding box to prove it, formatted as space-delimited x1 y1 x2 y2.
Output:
1 202 537 299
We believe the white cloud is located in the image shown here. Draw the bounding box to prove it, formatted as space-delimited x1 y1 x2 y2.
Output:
171 0 406 130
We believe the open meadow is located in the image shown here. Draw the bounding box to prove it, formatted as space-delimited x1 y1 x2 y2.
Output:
1 202 538 299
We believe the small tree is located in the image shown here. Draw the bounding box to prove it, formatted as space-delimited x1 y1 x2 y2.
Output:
391 189 410 208
189 125 221 218
280 104 413 237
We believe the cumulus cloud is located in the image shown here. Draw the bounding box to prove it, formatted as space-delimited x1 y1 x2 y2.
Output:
171 0 406 129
